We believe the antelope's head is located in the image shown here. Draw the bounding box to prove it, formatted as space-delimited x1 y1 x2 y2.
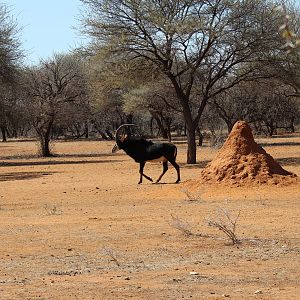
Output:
112 124 134 153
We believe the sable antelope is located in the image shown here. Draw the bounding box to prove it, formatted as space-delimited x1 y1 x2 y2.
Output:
112 124 180 184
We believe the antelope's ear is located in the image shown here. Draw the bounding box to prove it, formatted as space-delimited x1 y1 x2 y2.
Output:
120 134 127 142
112 143 119 153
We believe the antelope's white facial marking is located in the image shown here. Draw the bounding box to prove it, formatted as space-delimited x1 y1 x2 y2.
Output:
120 135 127 142
112 143 120 153
148 156 167 163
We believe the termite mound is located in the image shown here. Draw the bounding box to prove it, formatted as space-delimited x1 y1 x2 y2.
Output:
187 121 297 187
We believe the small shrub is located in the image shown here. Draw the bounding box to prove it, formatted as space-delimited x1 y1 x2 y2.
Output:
181 188 205 202
170 214 194 236
207 206 241 245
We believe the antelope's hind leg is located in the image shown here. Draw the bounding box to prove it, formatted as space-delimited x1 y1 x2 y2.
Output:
169 160 180 183
156 161 168 183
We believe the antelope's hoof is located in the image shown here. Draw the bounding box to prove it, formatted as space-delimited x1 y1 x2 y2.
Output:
138 181 142 184
175 180 180 184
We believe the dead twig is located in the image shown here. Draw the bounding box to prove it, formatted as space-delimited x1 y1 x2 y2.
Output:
102 247 121 267
207 207 241 245
170 214 194 237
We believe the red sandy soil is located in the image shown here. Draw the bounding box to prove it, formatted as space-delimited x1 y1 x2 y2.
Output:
0 135 299 299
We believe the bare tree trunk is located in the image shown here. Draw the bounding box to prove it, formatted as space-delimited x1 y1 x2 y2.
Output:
196 126 203 146
84 121 89 138
40 134 51 157
150 117 154 137
11 128 18 138
265 120 276 136
166 123 171 142
1 125 7 142
163 116 172 142
289 117 295 133
186 127 197 164
182 95 206 163
154 115 168 139
38 117 54 157
183 109 197 163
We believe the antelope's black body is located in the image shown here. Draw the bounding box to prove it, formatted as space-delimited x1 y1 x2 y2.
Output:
112 125 180 184
117 138 175 162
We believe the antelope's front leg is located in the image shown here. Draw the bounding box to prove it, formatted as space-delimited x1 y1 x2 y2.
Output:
138 162 145 184
138 162 153 184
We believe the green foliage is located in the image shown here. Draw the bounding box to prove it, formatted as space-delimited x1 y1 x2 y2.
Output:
123 85 151 114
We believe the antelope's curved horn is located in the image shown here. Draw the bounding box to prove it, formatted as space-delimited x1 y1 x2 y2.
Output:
115 124 135 141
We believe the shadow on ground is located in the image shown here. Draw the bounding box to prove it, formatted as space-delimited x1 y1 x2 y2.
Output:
0 159 123 168
180 157 300 169
0 171 53 182
259 142 300 147
0 152 121 160
180 160 211 169
276 157 300 166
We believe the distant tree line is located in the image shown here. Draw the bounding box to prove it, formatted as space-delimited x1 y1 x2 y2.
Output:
0 1 299 161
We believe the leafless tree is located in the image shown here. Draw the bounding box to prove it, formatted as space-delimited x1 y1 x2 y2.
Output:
211 82 260 133
211 79 299 136
254 83 299 136
24 54 88 156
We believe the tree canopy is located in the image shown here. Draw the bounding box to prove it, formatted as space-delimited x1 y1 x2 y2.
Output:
81 0 287 163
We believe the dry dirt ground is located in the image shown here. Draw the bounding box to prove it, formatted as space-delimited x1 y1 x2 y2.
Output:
0 135 299 300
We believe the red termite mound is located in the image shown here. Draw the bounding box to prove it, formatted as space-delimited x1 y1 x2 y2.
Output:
190 121 297 186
